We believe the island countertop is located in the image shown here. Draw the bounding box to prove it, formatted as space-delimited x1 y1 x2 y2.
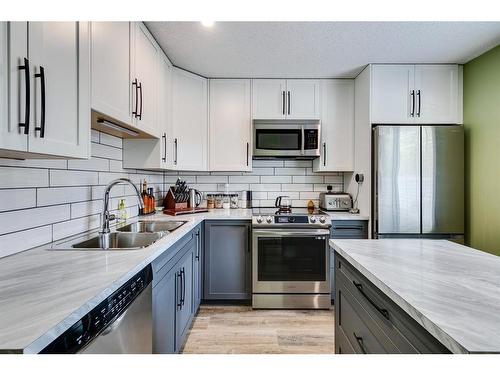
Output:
330 239 500 353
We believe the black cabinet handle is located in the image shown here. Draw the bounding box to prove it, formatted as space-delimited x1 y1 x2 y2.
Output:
34 66 46 138
18 57 30 134
177 271 183 309
132 79 138 118
287 90 291 115
174 138 178 165
195 231 200 260
282 91 285 115
410 90 415 117
246 142 249 166
353 332 367 354
138 82 143 120
181 267 186 306
353 280 390 320
416 90 421 117
323 142 326 167
162 133 167 162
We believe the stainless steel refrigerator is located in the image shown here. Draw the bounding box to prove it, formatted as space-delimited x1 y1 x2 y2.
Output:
373 126 464 238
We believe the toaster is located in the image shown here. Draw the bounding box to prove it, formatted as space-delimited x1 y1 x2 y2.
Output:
319 192 353 211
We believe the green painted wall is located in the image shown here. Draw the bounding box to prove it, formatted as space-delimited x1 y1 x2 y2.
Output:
464 44 500 256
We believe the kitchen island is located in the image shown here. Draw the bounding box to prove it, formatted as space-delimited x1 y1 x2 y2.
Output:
330 239 500 354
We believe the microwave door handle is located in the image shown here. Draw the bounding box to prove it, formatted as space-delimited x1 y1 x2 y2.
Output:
301 126 305 155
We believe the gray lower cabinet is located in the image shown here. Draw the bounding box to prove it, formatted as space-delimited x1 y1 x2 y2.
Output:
335 252 450 354
193 223 203 312
204 220 251 300
330 220 368 300
152 230 196 354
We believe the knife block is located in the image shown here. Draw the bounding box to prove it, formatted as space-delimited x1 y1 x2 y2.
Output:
163 188 188 210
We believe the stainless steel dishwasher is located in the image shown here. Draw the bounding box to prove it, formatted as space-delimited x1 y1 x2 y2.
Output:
41 265 152 354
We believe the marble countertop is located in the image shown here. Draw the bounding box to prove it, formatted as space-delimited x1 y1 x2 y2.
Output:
0 209 252 353
326 212 369 220
330 239 500 353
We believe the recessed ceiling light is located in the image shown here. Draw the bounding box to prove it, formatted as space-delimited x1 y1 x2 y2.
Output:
201 21 215 28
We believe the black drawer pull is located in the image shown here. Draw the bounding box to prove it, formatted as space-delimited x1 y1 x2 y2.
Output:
353 281 390 320
353 332 367 354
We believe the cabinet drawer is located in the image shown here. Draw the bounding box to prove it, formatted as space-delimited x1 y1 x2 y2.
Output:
331 220 368 239
336 254 450 353
335 323 356 354
337 286 388 354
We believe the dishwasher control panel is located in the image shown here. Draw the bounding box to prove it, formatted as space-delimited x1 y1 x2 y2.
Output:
40 265 152 353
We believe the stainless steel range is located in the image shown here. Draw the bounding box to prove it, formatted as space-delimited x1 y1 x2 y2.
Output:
252 207 331 309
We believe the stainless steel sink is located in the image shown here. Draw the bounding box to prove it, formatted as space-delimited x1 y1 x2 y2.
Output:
116 220 187 234
71 232 164 250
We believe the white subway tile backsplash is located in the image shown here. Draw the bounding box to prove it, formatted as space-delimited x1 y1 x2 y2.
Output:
0 205 70 235
37 187 92 206
299 191 321 200
0 167 49 188
292 175 324 183
252 160 284 167
0 158 67 169
109 160 126 173
281 184 313 192
274 167 306 176
100 133 123 148
228 175 260 184
50 170 99 187
91 130 100 143
260 175 292 183
196 175 229 183
68 157 110 172
71 200 103 219
249 183 281 191
53 214 100 241
324 175 344 184
91 142 122 160
267 191 300 200
249 167 274 176
226 183 250 191
0 189 37 212
98 172 129 185
284 160 312 168
251 191 268 200
0 225 52 258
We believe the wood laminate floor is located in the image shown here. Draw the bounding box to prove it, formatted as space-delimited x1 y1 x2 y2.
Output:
181 305 335 354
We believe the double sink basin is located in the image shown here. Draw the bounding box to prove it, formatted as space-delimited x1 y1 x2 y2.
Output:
70 220 187 251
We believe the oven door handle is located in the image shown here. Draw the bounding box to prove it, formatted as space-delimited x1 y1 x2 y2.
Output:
253 229 330 237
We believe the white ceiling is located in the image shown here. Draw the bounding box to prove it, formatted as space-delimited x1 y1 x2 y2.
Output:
145 22 500 78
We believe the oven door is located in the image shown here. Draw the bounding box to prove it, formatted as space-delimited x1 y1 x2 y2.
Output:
252 229 330 294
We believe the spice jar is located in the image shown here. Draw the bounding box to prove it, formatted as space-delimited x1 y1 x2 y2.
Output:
230 194 239 209
215 194 223 209
222 194 230 209
206 194 215 209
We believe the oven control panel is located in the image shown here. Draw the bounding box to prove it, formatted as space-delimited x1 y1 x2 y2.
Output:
253 215 331 227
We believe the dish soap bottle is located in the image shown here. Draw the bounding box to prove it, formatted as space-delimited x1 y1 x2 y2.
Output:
118 199 127 223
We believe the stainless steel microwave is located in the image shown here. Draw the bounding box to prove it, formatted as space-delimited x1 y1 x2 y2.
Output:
253 120 321 158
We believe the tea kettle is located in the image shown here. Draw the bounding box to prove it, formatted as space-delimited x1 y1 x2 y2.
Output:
275 195 292 213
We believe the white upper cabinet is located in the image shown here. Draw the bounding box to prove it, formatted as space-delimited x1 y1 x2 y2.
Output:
285 80 320 119
414 65 462 124
0 22 90 159
132 22 159 137
91 22 132 126
172 68 208 171
313 80 354 172
209 79 251 171
371 65 413 124
252 79 320 120
123 51 172 170
371 64 462 124
252 79 286 119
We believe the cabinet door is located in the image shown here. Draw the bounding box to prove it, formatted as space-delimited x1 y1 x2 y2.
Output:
414 65 460 124
252 79 286 119
1 22 28 155
91 22 132 126
371 65 414 124
176 248 194 349
172 68 208 171
133 22 159 137
158 52 173 169
28 22 90 158
313 80 354 172
152 268 177 354
204 221 251 300
286 79 320 119
209 79 251 171
193 225 203 312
